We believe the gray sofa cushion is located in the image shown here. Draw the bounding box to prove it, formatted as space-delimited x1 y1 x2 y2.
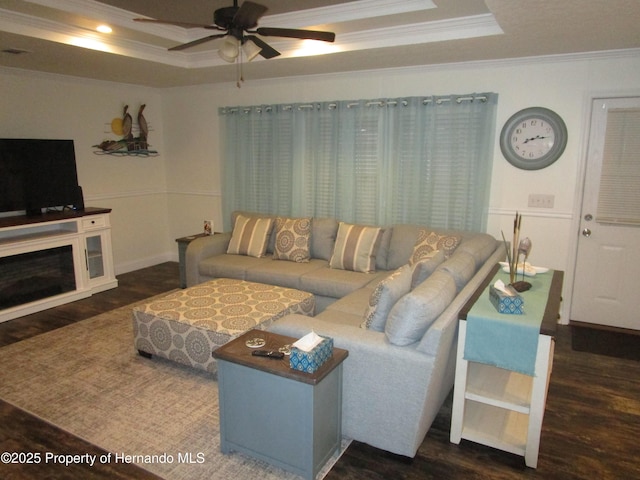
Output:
384 270 457 346
386 224 420 270
324 286 375 318
310 217 339 260
410 250 446 289
436 250 477 292
300 268 387 299
375 227 393 271
456 233 499 268
245 258 326 290
362 264 412 332
199 253 272 280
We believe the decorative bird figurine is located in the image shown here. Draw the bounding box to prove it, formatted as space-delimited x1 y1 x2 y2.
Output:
512 237 533 291
137 104 148 150
122 105 134 150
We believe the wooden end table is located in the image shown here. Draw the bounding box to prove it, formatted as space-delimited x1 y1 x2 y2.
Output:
175 233 209 288
212 329 348 480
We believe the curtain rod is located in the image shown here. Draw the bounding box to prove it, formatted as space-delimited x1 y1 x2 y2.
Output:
219 94 492 115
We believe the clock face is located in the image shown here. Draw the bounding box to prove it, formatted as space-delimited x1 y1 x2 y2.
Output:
510 117 555 159
500 107 567 170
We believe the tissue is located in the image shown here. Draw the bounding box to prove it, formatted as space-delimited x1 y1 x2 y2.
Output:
289 332 333 373
489 280 524 314
291 331 324 352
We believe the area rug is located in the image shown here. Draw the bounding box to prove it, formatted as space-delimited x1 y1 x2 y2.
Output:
0 296 350 479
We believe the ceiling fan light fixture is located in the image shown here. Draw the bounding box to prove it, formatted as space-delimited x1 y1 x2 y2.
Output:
242 39 262 62
218 35 240 63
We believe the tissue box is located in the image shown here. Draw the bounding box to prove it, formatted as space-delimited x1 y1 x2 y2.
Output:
489 285 524 314
289 336 333 373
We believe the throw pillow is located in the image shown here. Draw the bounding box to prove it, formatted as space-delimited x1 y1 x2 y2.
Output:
361 264 412 331
310 217 339 261
329 222 382 273
410 249 446 289
272 217 312 262
411 229 461 263
226 215 274 258
385 270 457 346
436 250 477 292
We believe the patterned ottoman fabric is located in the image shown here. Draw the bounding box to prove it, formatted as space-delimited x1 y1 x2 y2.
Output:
132 278 315 374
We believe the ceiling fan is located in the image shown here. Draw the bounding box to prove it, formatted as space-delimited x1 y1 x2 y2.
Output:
133 0 336 62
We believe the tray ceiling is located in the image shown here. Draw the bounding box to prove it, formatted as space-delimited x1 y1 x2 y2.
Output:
0 0 639 87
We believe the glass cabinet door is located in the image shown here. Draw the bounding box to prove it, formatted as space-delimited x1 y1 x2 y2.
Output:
85 234 105 279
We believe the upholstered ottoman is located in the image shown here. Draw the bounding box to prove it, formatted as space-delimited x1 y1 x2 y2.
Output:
132 278 315 373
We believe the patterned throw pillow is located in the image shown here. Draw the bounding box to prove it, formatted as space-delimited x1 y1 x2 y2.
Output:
361 264 412 331
410 229 461 263
226 215 274 257
273 217 312 262
329 222 382 273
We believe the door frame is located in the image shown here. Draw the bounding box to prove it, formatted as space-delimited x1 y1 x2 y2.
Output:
566 89 640 324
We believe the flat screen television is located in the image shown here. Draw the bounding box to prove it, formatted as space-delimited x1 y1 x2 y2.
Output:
0 139 82 216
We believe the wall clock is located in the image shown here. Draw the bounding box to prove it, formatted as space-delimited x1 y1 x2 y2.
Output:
499 107 568 170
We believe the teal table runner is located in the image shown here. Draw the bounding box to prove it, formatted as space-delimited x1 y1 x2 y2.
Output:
464 269 554 376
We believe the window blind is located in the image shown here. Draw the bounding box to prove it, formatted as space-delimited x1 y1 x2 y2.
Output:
597 108 640 225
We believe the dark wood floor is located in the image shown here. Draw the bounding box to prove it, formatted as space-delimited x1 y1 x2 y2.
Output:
1 262 639 479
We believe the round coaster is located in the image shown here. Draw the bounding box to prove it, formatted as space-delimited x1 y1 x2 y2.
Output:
245 337 266 348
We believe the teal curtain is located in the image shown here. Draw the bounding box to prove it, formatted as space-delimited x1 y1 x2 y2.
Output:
220 93 497 231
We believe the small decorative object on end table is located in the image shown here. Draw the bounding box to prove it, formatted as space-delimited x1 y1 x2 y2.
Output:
213 329 348 480
501 212 532 292
175 233 209 288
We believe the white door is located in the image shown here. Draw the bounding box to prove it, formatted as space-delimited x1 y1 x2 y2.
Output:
570 97 640 330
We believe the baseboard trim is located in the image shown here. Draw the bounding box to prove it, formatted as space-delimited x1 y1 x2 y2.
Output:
115 253 175 276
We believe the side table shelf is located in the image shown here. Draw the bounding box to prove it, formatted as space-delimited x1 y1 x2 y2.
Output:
450 268 563 468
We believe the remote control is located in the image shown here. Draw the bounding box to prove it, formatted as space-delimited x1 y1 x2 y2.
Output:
251 350 285 359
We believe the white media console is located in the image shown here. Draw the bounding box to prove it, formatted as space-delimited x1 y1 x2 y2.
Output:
0 207 118 323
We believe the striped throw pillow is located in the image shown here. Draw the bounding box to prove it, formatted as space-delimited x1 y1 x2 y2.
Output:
227 215 274 257
329 222 382 273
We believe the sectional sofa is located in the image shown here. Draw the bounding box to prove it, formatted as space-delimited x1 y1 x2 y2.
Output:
185 211 503 458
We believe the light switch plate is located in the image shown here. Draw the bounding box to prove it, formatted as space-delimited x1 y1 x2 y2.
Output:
528 194 555 208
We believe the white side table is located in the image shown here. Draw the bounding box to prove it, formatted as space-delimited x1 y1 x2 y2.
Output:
450 267 563 468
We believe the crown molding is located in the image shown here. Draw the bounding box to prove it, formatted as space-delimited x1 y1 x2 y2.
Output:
250 47 640 91
258 0 436 28
2 47 637 91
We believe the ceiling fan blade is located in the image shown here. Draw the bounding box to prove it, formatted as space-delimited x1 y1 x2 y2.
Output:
133 18 222 30
256 27 335 43
246 35 280 59
168 34 227 51
233 1 268 29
